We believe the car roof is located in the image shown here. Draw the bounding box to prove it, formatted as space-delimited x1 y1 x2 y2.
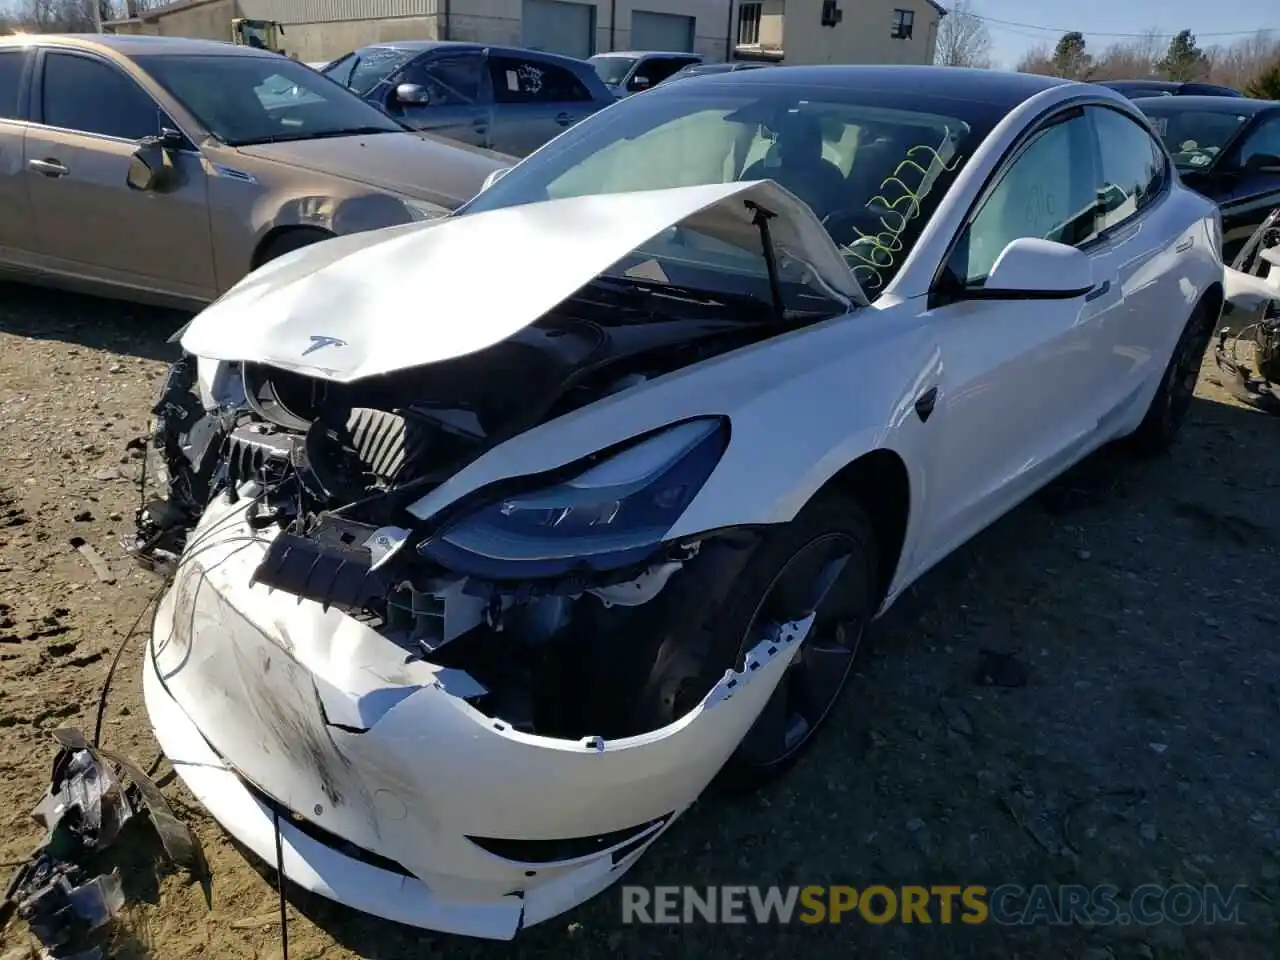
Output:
1133 95 1278 115
360 39 588 67
679 64 1072 108
0 32 275 57
594 50 703 59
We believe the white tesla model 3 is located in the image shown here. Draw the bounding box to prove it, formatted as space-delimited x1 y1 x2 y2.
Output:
133 66 1225 939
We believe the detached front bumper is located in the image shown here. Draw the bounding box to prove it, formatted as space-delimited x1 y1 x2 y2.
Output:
144 495 804 937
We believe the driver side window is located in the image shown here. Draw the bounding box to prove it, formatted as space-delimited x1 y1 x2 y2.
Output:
400 54 483 106
950 111 1099 285
41 52 163 141
1238 118 1280 167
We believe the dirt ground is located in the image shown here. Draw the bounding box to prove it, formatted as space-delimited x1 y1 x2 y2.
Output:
0 281 1278 960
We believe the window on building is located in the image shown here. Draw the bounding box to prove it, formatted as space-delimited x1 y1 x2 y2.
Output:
737 2 762 45
891 9 915 39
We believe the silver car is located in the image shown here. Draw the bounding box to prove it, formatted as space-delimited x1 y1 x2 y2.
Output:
323 41 615 157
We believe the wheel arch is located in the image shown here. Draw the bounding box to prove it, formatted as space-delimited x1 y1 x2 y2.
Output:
809 447 911 607
250 225 336 270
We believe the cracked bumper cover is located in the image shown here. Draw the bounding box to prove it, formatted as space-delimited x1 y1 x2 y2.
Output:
144 496 808 937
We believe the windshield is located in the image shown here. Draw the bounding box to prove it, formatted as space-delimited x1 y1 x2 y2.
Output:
323 46 418 96
1139 104 1252 171
590 56 638 86
464 82 989 296
138 54 403 147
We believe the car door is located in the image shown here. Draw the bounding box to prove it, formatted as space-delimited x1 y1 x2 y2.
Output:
0 46 34 265
23 48 216 302
1084 104 1186 425
1219 114 1280 262
486 53 595 157
913 107 1118 562
386 51 493 149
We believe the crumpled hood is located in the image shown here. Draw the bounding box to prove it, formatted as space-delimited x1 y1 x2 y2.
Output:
179 180 867 384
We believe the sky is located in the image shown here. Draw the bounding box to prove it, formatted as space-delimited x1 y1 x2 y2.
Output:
970 0 1279 69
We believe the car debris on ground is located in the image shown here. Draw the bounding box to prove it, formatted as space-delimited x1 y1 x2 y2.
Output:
0 729 203 959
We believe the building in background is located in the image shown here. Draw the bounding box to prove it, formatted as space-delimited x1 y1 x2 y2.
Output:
104 0 944 67
104 0 734 63
735 0 944 65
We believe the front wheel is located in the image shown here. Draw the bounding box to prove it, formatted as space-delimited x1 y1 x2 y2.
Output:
1126 300 1218 456
709 495 880 789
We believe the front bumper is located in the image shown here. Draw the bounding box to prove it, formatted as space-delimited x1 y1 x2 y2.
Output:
144 494 805 936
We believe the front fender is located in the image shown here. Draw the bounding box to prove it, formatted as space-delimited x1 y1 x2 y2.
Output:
405 303 937 539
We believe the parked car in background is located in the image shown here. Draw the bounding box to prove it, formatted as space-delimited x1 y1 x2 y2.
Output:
588 50 703 97
322 41 612 156
0 34 508 309
667 60 772 82
1100 79 1245 100
1134 95 1280 260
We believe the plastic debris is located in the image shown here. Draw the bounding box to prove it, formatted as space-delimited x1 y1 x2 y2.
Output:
0 728 203 958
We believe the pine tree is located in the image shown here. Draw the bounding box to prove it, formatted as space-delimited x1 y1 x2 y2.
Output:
1156 30 1210 82
1051 32 1093 80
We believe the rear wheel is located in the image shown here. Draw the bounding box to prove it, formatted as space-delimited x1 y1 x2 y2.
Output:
1127 300 1218 456
703 495 879 789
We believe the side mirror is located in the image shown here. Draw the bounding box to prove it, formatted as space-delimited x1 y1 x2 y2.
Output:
395 82 432 105
967 238 1094 301
1244 153 1280 173
480 166 512 192
126 144 166 192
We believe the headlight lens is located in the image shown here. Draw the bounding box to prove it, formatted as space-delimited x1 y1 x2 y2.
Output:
420 418 728 579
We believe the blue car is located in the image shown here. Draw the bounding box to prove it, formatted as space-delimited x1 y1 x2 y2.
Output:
322 41 614 157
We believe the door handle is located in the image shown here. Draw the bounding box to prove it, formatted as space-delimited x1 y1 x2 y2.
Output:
28 158 69 178
555 112 572 126
914 386 938 423
1084 279 1111 302
472 116 487 131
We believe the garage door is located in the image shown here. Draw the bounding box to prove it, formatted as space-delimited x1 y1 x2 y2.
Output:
630 10 695 51
522 0 596 59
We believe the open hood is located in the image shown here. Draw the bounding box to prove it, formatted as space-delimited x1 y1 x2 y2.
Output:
179 180 866 384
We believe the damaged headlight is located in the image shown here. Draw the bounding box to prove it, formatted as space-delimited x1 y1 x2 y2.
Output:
421 418 728 578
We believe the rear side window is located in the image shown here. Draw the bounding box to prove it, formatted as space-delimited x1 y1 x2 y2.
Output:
0 51 24 120
41 53 160 140
488 56 591 103
1090 106 1166 233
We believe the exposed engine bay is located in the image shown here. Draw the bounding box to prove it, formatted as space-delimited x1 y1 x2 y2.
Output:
129 273 841 742
1218 207 1280 413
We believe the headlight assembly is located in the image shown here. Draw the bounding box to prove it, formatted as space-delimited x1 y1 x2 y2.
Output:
419 418 729 579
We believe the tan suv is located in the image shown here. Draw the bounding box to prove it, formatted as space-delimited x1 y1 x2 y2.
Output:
0 34 510 309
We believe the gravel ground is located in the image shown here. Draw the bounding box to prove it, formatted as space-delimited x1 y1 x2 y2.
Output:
1 281 1278 960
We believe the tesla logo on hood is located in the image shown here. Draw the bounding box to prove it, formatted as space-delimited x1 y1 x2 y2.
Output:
302 335 347 356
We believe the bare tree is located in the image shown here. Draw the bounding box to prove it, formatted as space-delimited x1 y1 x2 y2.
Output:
1207 30 1280 91
934 0 993 69
1015 43 1058 76
1090 29 1162 80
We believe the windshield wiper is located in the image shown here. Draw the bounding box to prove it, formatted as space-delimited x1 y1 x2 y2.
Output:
231 126 397 146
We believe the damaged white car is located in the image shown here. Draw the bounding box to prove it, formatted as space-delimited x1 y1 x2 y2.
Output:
132 66 1226 939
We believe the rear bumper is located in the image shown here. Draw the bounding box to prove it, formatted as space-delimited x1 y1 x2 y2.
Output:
143 646 527 940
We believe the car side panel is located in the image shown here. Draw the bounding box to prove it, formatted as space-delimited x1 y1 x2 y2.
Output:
0 48 34 265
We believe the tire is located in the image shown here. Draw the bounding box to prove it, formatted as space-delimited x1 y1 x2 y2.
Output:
693 494 879 790
1126 299 1218 457
256 227 333 267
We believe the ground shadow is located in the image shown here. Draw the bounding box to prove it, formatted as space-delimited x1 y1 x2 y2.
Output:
0 282 190 363
125 379 1279 960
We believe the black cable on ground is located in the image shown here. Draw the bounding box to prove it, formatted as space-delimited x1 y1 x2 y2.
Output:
273 805 290 960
